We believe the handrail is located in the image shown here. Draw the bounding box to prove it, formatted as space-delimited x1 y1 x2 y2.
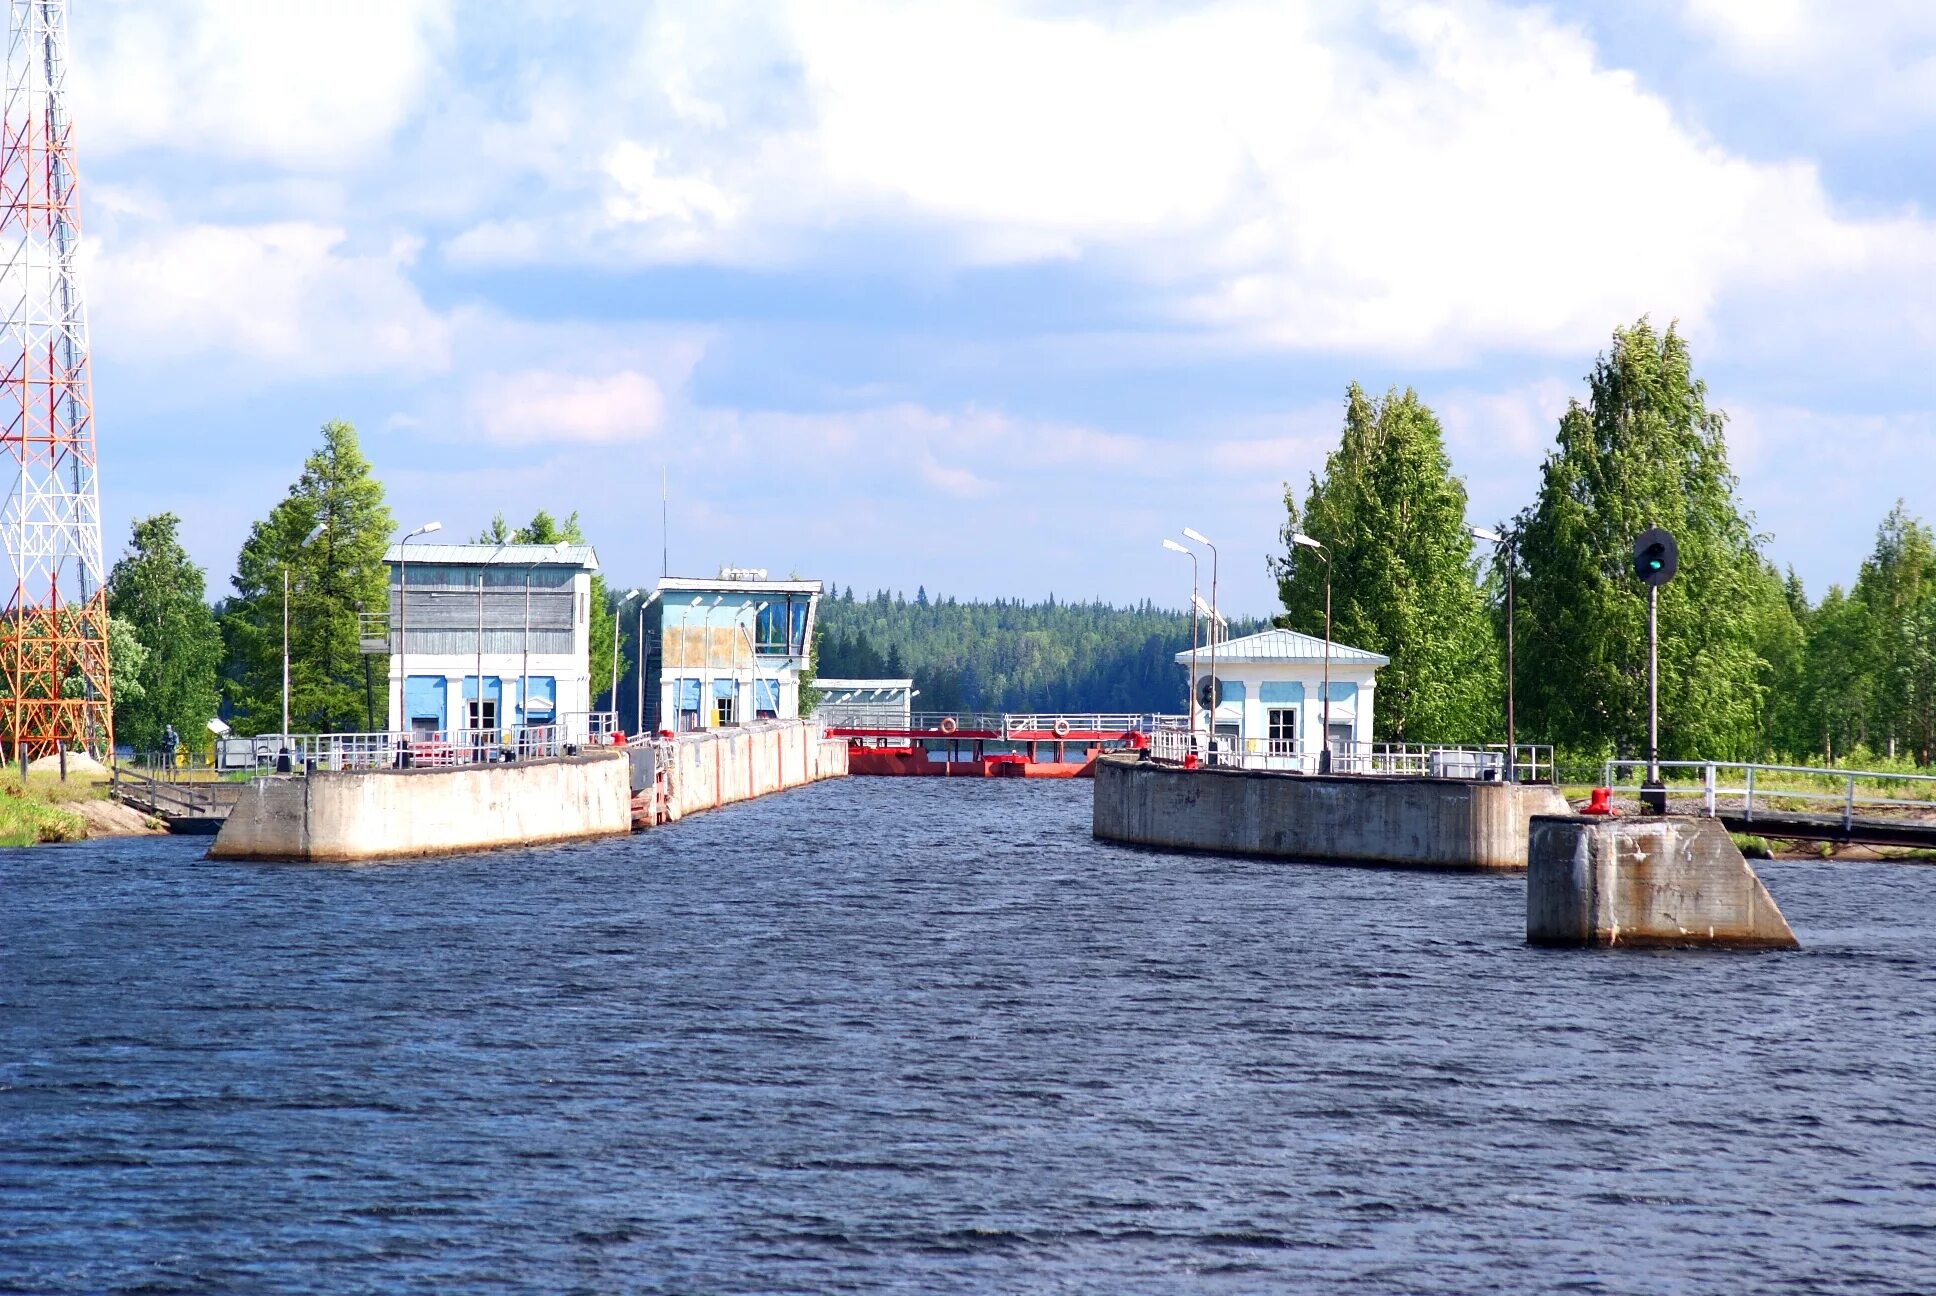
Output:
1602 758 1936 830
1148 734 1552 781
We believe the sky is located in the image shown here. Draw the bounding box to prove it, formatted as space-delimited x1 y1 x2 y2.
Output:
67 0 1936 617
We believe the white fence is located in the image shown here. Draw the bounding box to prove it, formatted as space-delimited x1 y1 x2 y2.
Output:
1150 727 1551 782
225 712 622 774
1604 758 1936 830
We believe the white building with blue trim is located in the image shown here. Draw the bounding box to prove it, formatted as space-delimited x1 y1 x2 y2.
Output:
380 543 600 741
646 573 821 733
1179 627 1387 759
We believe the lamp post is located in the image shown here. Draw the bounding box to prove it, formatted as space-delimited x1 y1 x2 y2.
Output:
1182 528 1219 754
1291 532 1331 772
395 520 442 743
283 519 329 745
735 601 769 721
611 588 642 734
1472 525 1515 781
700 594 724 725
632 589 663 735
519 540 573 752
1163 539 1199 752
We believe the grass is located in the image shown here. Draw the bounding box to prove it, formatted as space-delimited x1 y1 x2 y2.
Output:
1730 833 1774 859
0 772 87 846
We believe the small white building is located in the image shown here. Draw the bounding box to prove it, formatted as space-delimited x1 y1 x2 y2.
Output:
815 679 915 730
648 572 821 732
378 543 599 741
1178 627 1387 761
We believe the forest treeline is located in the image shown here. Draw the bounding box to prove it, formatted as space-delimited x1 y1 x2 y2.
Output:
814 590 1265 715
93 315 1936 770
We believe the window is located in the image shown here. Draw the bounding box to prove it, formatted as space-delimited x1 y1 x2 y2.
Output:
1268 707 1298 754
467 699 497 735
715 691 738 727
755 597 812 657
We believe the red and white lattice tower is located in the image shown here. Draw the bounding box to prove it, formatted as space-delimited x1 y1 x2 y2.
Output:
0 0 109 759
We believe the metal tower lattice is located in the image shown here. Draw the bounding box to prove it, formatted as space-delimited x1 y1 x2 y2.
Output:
0 0 109 759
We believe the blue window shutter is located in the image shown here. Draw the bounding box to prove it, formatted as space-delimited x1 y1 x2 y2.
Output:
756 679 780 711
1219 679 1246 703
679 678 702 710
1260 681 1303 704
713 678 737 700
1326 682 1358 703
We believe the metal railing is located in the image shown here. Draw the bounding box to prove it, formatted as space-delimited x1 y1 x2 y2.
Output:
1603 758 1936 830
230 712 622 776
1150 730 1552 781
1001 713 1173 736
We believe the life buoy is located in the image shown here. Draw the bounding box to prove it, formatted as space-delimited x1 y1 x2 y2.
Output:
939 716 959 734
1052 718 1071 737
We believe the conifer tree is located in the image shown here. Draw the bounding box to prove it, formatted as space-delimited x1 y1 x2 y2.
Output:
1513 319 1789 761
223 422 394 733
1271 383 1499 742
107 513 221 751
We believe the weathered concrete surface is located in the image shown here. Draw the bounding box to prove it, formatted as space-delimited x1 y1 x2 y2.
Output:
664 720 848 821
1526 814 1798 950
209 750 631 862
1092 752 1571 871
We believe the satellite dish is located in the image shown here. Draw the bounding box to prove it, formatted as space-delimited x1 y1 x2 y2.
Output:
1197 675 1221 711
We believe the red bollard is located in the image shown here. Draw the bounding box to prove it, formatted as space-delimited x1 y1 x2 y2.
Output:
1581 787 1615 816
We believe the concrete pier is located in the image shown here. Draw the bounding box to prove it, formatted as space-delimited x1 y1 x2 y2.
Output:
659 719 849 821
1092 752 1572 871
1526 815 1798 950
209 750 632 862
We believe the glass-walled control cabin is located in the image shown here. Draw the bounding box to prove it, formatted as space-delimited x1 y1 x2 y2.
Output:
648 573 822 733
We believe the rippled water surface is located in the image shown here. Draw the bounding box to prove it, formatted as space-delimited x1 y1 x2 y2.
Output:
5 779 1936 1293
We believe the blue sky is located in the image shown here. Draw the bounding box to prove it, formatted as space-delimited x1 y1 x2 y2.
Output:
70 0 1936 617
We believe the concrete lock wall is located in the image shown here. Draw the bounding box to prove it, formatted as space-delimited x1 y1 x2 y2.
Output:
1092 752 1571 871
664 720 849 821
210 750 632 863
1527 815 1799 950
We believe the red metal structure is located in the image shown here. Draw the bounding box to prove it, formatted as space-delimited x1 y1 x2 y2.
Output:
0 1 110 759
828 713 1157 778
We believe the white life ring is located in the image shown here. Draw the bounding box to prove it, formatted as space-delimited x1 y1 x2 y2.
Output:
1052 718 1071 737
939 716 959 734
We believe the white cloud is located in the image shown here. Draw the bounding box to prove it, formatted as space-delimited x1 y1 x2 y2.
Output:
468 370 669 445
72 0 450 169
1673 0 1936 128
87 221 451 378
431 0 1936 364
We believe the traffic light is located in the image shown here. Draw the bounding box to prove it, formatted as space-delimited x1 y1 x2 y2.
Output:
1632 528 1678 587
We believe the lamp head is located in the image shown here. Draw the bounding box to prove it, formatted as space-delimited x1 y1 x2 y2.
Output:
1162 539 1191 556
303 521 328 546
1291 532 1324 551
419 521 442 535
1470 526 1504 544
1182 527 1210 546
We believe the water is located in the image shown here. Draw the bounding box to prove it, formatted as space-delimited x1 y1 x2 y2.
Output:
4 780 1934 1294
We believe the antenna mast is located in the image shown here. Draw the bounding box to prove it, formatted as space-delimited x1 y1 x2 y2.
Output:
1 0 111 758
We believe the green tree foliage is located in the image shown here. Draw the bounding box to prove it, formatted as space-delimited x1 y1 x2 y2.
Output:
1513 319 1794 762
1270 384 1499 742
478 510 618 704
222 422 393 733
815 594 1263 713
106 513 221 751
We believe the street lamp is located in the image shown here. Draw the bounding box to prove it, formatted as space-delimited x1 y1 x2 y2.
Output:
734 601 770 721
612 588 642 734
283 519 328 745
1182 528 1219 752
519 540 572 752
395 520 442 743
633 589 663 735
1291 532 1332 772
1162 539 1199 752
1472 525 1516 781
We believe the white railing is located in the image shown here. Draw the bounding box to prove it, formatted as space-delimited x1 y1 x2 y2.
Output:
1603 758 1936 830
232 711 624 775
1149 733 1551 781
1001 713 1174 736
